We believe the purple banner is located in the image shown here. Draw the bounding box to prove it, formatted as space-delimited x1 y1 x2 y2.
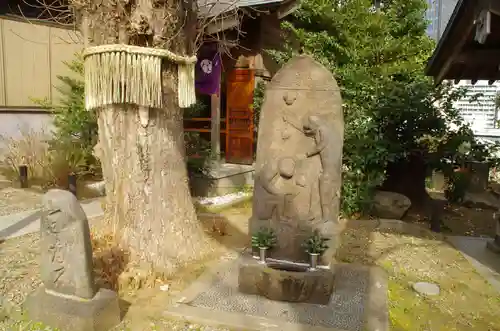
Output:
195 44 222 95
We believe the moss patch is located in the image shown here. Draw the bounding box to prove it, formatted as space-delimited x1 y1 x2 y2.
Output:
339 220 500 331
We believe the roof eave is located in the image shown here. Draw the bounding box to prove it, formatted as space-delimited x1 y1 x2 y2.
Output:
425 0 467 82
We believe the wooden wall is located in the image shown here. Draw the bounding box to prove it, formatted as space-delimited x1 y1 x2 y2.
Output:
0 16 82 108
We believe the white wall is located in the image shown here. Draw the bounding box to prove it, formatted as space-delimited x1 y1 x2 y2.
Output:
0 112 54 150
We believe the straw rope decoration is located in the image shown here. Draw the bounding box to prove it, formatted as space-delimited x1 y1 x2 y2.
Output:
83 44 197 111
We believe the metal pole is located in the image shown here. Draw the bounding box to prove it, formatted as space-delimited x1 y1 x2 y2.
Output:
437 0 443 40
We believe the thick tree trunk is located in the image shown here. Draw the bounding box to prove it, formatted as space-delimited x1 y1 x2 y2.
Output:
382 154 443 232
382 154 429 206
76 0 213 274
96 64 213 274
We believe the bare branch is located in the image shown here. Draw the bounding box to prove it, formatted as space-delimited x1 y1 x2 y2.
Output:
19 0 271 64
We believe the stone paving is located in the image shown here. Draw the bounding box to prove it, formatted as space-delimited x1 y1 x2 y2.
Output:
446 235 500 293
0 199 104 240
165 257 388 331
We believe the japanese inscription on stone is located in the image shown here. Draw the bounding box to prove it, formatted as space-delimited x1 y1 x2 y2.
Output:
40 189 96 299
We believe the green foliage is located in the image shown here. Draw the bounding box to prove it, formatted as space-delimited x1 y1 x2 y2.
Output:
251 227 277 249
252 80 267 130
32 53 99 179
269 0 489 215
302 230 329 254
185 100 209 118
184 100 214 176
185 131 212 175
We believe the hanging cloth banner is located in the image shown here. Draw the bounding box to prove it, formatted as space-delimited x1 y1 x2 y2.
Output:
195 44 222 95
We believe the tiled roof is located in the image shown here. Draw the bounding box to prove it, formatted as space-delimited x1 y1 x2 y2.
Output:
198 0 287 17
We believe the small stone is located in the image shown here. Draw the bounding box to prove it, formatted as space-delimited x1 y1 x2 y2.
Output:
372 191 411 219
24 189 121 331
412 282 440 296
160 284 170 291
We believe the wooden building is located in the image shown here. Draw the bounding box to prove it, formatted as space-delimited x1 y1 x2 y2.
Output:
187 0 298 166
0 1 297 168
0 15 81 109
425 0 500 84
0 10 81 141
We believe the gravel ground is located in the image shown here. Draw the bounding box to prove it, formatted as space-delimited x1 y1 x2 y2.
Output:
113 319 232 331
0 187 43 216
0 229 235 331
0 233 41 307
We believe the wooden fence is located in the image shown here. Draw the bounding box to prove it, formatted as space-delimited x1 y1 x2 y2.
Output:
0 16 82 108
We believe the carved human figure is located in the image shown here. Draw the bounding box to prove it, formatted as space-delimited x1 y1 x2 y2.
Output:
303 115 341 223
250 55 344 265
258 157 313 222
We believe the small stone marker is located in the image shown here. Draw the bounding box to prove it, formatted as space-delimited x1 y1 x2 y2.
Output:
412 282 440 296
24 189 120 331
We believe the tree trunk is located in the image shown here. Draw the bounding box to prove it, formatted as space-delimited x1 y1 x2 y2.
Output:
382 153 443 232
382 154 429 206
76 0 213 274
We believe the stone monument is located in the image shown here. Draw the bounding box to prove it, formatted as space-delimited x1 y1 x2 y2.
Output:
24 189 120 331
251 55 343 265
239 55 344 304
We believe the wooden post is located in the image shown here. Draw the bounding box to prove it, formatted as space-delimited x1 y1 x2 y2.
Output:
19 165 28 188
211 87 221 163
68 173 77 197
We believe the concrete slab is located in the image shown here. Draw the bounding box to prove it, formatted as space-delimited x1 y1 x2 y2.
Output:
191 163 255 197
164 258 388 331
446 235 500 293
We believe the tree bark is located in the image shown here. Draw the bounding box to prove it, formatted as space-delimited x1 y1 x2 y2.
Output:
76 0 213 274
382 153 442 232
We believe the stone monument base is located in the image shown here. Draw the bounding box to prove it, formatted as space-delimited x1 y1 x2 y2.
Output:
238 256 334 305
24 287 120 331
164 257 389 331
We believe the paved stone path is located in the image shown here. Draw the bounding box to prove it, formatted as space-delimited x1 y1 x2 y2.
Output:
0 199 104 240
446 235 500 293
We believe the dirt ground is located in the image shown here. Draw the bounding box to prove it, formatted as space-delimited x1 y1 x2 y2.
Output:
0 206 250 331
1 199 499 330
403 191 497 237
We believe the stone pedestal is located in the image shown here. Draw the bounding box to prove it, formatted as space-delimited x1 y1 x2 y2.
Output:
238 256 334 305
24 287 120 331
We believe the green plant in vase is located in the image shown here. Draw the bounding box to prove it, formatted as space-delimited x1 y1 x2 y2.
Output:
303 230 329 270
251 227 277 263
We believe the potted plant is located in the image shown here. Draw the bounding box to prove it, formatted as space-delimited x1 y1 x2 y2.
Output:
303 231 329 270
251 227 277 264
